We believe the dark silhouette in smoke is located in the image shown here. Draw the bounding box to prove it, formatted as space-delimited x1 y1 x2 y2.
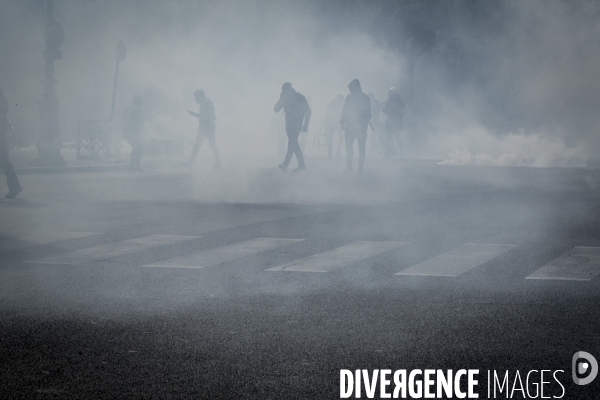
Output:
182 89 220 169
367 92 383 157
322 94 345 158
341 79 371 174
382 87 406 159
0 89 22 199
274 82 311 173
122 95 144 171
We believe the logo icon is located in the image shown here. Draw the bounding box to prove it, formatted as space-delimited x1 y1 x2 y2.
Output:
572 351 598 385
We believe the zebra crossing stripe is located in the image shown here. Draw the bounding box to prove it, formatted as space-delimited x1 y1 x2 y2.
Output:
526 246 600 281
265 241 409 273
142 238 304 268
26 235 198 265
395 243 516 277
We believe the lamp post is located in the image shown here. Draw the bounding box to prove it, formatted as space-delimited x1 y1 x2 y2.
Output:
37 0 65 165
108 40 126 159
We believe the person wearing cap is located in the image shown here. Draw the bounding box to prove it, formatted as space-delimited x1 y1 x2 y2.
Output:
0 88 22 198
340 79 371 174
122 95 145 171
274 82 311 173
382 87 406 158
182 89 220 169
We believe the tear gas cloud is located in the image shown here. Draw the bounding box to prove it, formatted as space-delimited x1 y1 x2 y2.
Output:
0 0 599 169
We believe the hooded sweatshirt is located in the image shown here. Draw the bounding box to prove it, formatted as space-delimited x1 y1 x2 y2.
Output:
341 79 371 132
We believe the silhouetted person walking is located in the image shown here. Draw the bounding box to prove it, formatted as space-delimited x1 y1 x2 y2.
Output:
323 94 345 158
368 92 384 156
382 87 406 158
274 82 311 173
122 95 144 171
182 89 220 169
341 79 371 174
0 89 22 198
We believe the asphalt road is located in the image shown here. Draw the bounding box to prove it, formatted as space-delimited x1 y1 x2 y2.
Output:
1 157 599 399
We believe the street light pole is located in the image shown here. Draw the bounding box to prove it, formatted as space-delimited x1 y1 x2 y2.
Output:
108 40 126 159
37 0 65 166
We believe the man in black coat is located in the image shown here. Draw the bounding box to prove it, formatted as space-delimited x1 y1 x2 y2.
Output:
274 82 311 173
340 79 371 174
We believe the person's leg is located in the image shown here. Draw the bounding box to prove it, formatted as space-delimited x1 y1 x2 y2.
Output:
384 126 396 158
127 136 141 170
292 136 306 170
185 130 206 167
281 131 295 170
376 124 387 155
0 134 21 197
394 130 404 158
206 131 221 168
357 133 367 170
345 131 355 170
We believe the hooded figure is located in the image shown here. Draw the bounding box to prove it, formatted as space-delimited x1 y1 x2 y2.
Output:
340 79 371 173
382 87 406 158
0 89 22 198
368 92 384 156
323 94 345 158
274 82 311 173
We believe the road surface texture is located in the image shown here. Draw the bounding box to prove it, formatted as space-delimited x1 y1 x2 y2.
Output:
1 156 599 399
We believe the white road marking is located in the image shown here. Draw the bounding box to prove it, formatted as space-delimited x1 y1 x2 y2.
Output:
526 246 600 281
395 243 516 277
26 235 198 265
0 231 100 250
266 241 409 273
142 238 304 268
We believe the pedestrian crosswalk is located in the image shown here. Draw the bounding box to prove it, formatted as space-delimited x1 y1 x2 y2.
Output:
526 246 600 281
265 241 408 272
143 238 304 268
395 243 516 277
26 235 198 265
10 231 599 282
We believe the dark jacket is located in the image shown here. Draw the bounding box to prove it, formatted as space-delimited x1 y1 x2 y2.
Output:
274 90 311 134
382 94 405 127
341 79 371 133
197 98 216 130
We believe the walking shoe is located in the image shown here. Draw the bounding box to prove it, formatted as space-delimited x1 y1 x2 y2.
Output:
212 163 222 170
293 165 306 173
181 162 192 168
343 167 353 173
357 167 364 175
278 164 287 173
5 185 22 199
